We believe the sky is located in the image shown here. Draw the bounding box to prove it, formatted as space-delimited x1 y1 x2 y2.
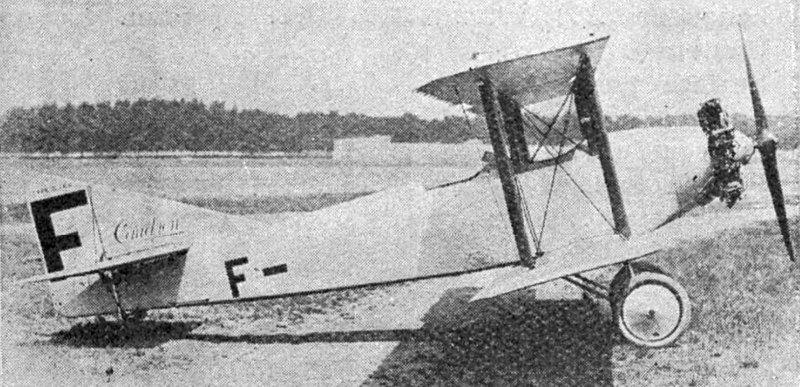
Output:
1 0 797 118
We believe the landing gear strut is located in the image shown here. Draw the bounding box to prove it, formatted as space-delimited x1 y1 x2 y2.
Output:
99 272 128 321
610 262 692 348
97 271 148 326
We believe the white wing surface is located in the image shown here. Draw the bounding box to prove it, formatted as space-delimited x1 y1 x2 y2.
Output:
416 36 609 108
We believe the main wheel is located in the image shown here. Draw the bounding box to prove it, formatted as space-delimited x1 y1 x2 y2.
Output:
614 271 692 348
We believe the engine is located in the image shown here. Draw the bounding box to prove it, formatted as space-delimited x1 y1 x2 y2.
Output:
697 99 755 208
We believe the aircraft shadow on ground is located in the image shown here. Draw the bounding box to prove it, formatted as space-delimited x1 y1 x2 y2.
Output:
191 287 615 385
363 288 615 386
50 320 202 348
47 287 614 385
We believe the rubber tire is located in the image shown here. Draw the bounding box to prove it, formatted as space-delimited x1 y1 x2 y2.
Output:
609 261 665 306
615 271 692 348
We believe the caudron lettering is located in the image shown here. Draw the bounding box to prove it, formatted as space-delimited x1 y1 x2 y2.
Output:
113 217 181 243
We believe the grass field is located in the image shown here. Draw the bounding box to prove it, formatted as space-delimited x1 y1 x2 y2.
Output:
1 155 799 385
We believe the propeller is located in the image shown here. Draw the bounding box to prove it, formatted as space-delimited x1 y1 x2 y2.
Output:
739 25 796 262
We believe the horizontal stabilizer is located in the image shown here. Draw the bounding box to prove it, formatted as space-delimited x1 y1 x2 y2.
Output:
471 234 659 301
417 36 609 108
17 242 189 284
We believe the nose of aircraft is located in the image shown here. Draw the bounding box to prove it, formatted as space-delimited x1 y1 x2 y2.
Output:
731 130 756 163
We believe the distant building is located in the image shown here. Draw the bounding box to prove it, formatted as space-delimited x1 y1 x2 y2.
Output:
332 136 491 165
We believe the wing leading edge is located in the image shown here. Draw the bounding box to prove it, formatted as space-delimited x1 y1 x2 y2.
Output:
416 36 609 109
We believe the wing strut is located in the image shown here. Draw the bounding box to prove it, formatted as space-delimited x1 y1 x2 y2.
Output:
572 53 631 238
478 79 536 266
498 93 531 172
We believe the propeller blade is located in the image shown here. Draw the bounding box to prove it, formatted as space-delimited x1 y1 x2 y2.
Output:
759 139 795 261
738 24 768 140
739 25 796 261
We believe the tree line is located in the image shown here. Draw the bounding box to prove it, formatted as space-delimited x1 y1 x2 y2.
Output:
0 98 796 153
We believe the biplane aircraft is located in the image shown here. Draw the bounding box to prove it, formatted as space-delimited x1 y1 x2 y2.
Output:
17 30 795 348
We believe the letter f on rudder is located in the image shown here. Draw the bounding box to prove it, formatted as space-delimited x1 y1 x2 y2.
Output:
28 180 103 274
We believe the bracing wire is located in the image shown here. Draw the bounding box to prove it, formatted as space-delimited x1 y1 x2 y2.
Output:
537 100 573 248
515 177 539 251
521 94 617 233
529 122 556 160
526 94 578 160
524 111 581 150
450 87 616 251
557 164 616 230
516 94 572 254
537 148 560 249
453 86 475 134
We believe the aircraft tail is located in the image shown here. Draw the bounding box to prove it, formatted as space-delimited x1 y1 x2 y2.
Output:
24 175 197 316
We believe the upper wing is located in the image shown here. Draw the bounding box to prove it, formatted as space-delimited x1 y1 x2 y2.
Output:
416 36 609 109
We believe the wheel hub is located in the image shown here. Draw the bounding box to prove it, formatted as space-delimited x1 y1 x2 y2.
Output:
622 283 682 341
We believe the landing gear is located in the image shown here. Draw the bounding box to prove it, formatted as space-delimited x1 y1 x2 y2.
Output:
610 262 692 348
99 271 147 323
99 272 128 321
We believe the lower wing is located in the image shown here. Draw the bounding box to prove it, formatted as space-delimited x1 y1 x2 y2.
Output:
473 204 798 301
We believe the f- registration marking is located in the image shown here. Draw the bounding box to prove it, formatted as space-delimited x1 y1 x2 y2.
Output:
225 257 288 298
